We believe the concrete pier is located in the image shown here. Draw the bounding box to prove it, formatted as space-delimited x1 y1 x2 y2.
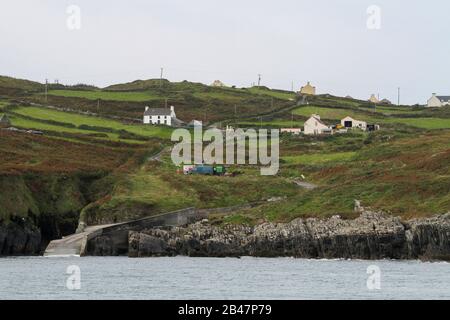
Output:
44 208 205 256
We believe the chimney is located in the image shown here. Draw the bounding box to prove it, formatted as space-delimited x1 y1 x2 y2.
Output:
432 93 437 97
170 106 175 112
145 106 149 111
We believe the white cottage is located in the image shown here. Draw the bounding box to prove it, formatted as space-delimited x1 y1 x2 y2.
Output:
427 93 450 108
143 106 176 126
303 114 332 135
341 116 367 131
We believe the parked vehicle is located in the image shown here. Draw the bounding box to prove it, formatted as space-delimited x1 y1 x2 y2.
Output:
192 165 214 175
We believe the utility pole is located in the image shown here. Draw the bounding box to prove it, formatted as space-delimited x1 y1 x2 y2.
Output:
97 99 100 113
165 98 168 109
160 67 164 88
45 79 48 103
257 74 262 87
291 111 294 128
234 104 237 126
397 87 401 106
291 81 294 92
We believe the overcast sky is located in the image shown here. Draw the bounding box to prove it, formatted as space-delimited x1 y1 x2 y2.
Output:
1 0 449 104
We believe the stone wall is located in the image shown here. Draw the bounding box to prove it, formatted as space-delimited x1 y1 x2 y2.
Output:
84 208 205 256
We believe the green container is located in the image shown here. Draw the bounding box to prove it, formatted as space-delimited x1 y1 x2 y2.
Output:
214 165 226 175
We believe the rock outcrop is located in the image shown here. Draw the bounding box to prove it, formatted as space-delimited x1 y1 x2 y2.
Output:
0 223 41 255
128 211 450 261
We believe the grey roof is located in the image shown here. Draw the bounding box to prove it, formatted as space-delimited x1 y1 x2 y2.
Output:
310 115 327 126
437 96 450 102
144 108 172 116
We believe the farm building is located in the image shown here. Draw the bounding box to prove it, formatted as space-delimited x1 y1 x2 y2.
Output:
380 98 392 105
303 114 332 135
143 106 176 126
0 114 11 127
427 93 450 108
299 82 316 95
281 128 301 135
341 116 367 131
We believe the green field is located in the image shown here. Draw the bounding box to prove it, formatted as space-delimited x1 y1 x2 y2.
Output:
45 89 160 102
293 105 378 121
8 114 126 142
361 105 423 115
13 106 173 139
384 117 450 129
236 120 304 128
282 152 357 165
246 87 296 100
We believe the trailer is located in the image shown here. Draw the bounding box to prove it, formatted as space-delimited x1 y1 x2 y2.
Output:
192 165 214 175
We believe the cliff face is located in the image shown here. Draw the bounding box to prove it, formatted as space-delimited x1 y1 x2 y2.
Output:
129 211 450 261
0 173 94 255
0 222 41 255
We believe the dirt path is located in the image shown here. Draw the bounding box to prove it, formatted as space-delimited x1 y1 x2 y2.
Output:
293 179 318 190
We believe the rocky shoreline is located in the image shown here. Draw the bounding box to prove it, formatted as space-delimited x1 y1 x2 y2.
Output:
0 223 41 256
128 210 450 261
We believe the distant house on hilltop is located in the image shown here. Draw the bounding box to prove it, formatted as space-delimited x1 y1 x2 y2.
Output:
299 82 316 95
380 98 392 105
427 93 450 108
0 114 11 127
143 106 176 126
303 114 331 135
369 94 379 103
211 80 226 87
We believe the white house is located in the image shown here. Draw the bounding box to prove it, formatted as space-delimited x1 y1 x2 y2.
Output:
341 116 367 131
143 106 176 126
427 93 450 108
303 114 332 135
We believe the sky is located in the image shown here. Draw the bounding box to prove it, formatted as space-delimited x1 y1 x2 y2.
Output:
0 0 449 105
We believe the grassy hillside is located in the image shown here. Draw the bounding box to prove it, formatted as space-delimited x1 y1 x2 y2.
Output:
1 75 450 246
10 105 173 140
2 77 296 124
0 75 42 91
